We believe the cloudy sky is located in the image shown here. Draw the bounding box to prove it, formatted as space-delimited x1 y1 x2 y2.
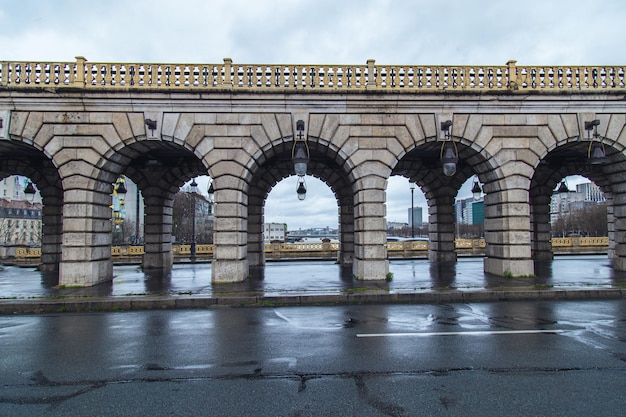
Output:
2 0 624 229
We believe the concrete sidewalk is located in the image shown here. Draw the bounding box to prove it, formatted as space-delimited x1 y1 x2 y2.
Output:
1 255 625 314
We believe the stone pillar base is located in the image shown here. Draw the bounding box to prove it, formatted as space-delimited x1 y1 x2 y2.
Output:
59 260 113 286
142 252 173 269
212 259 248 283
353 259 389 280
612 256 626 271
39 261 59 272
248 252 265 267
428 250 457 262
338 252 353 264
484 258 534 277
532 250 554 260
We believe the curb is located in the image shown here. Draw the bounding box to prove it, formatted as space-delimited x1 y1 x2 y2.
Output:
0 288 624 315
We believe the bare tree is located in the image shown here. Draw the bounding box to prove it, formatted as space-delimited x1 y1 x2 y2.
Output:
552 203 607 237
172 192 194 244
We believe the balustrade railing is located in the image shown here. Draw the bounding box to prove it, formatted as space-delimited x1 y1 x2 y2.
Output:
6 237 609 263
2 58 624 92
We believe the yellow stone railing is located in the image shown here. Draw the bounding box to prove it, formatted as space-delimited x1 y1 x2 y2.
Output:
174 244 214 255
580 236 610 246
9 237 609 262
14 247 41 258
552 236 609 247
1 58 624 92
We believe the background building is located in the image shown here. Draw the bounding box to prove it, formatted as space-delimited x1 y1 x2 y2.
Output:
455 197 484 225
0 175 42 204
0 175 43 246
386 221 407 231
407 207 423 228
550 181 605 223
0 199 42 246
119 178 145 244
264 223 286 242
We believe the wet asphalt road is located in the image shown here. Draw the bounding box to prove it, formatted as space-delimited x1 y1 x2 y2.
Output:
1 300 625 416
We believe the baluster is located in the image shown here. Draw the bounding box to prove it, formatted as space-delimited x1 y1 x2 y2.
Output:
326 66 332 88
33 63 41 84
53 64 61 85
182 65 190 87
100 63 108 86
265 66 271 87
174 65 181 86
25 63 32 84
192 66 199 87
122 65 129 86
334 66 341 88
150 64 158 87
321 66 328 88
258 66 265 87
165 66 171 86
426 67 433 88
202 66 209 87
42 63 49 84
107 64 115 86
86 63 94 86
282 66 290 88
271 66 277 87
13 63 21 84
599 66 605 88
243 66 250 87
591 67 598 88
63 63 71 85
355 67 362 88
254 66 261 87
403 67 411 88
607 66 615 88
138 65 145 86
261 66 271 87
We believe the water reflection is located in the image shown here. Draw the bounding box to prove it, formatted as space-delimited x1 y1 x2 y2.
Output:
40 270 59 289
143 268 173 293
429 262 457 289
0 255 623 298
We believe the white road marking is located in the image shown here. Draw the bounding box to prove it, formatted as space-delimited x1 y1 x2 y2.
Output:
356 329 565 338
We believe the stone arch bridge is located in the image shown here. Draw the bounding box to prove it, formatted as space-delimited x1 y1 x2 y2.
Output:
1 57 625 286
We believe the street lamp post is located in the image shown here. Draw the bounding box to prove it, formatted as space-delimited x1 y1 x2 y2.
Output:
409 181 416 238
135 185 140 245
23 181 36 202
190 178 198 262
113 177 127 245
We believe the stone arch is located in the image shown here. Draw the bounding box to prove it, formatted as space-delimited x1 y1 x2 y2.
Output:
246 113 357 261
531 113 626 267
101 140 209 271
306 113 436 280
392 116 501 265
0 140 63 276
7 111 154 285
247 138 355 268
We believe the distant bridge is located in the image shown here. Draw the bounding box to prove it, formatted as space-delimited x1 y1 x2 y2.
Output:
3 237 609 266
